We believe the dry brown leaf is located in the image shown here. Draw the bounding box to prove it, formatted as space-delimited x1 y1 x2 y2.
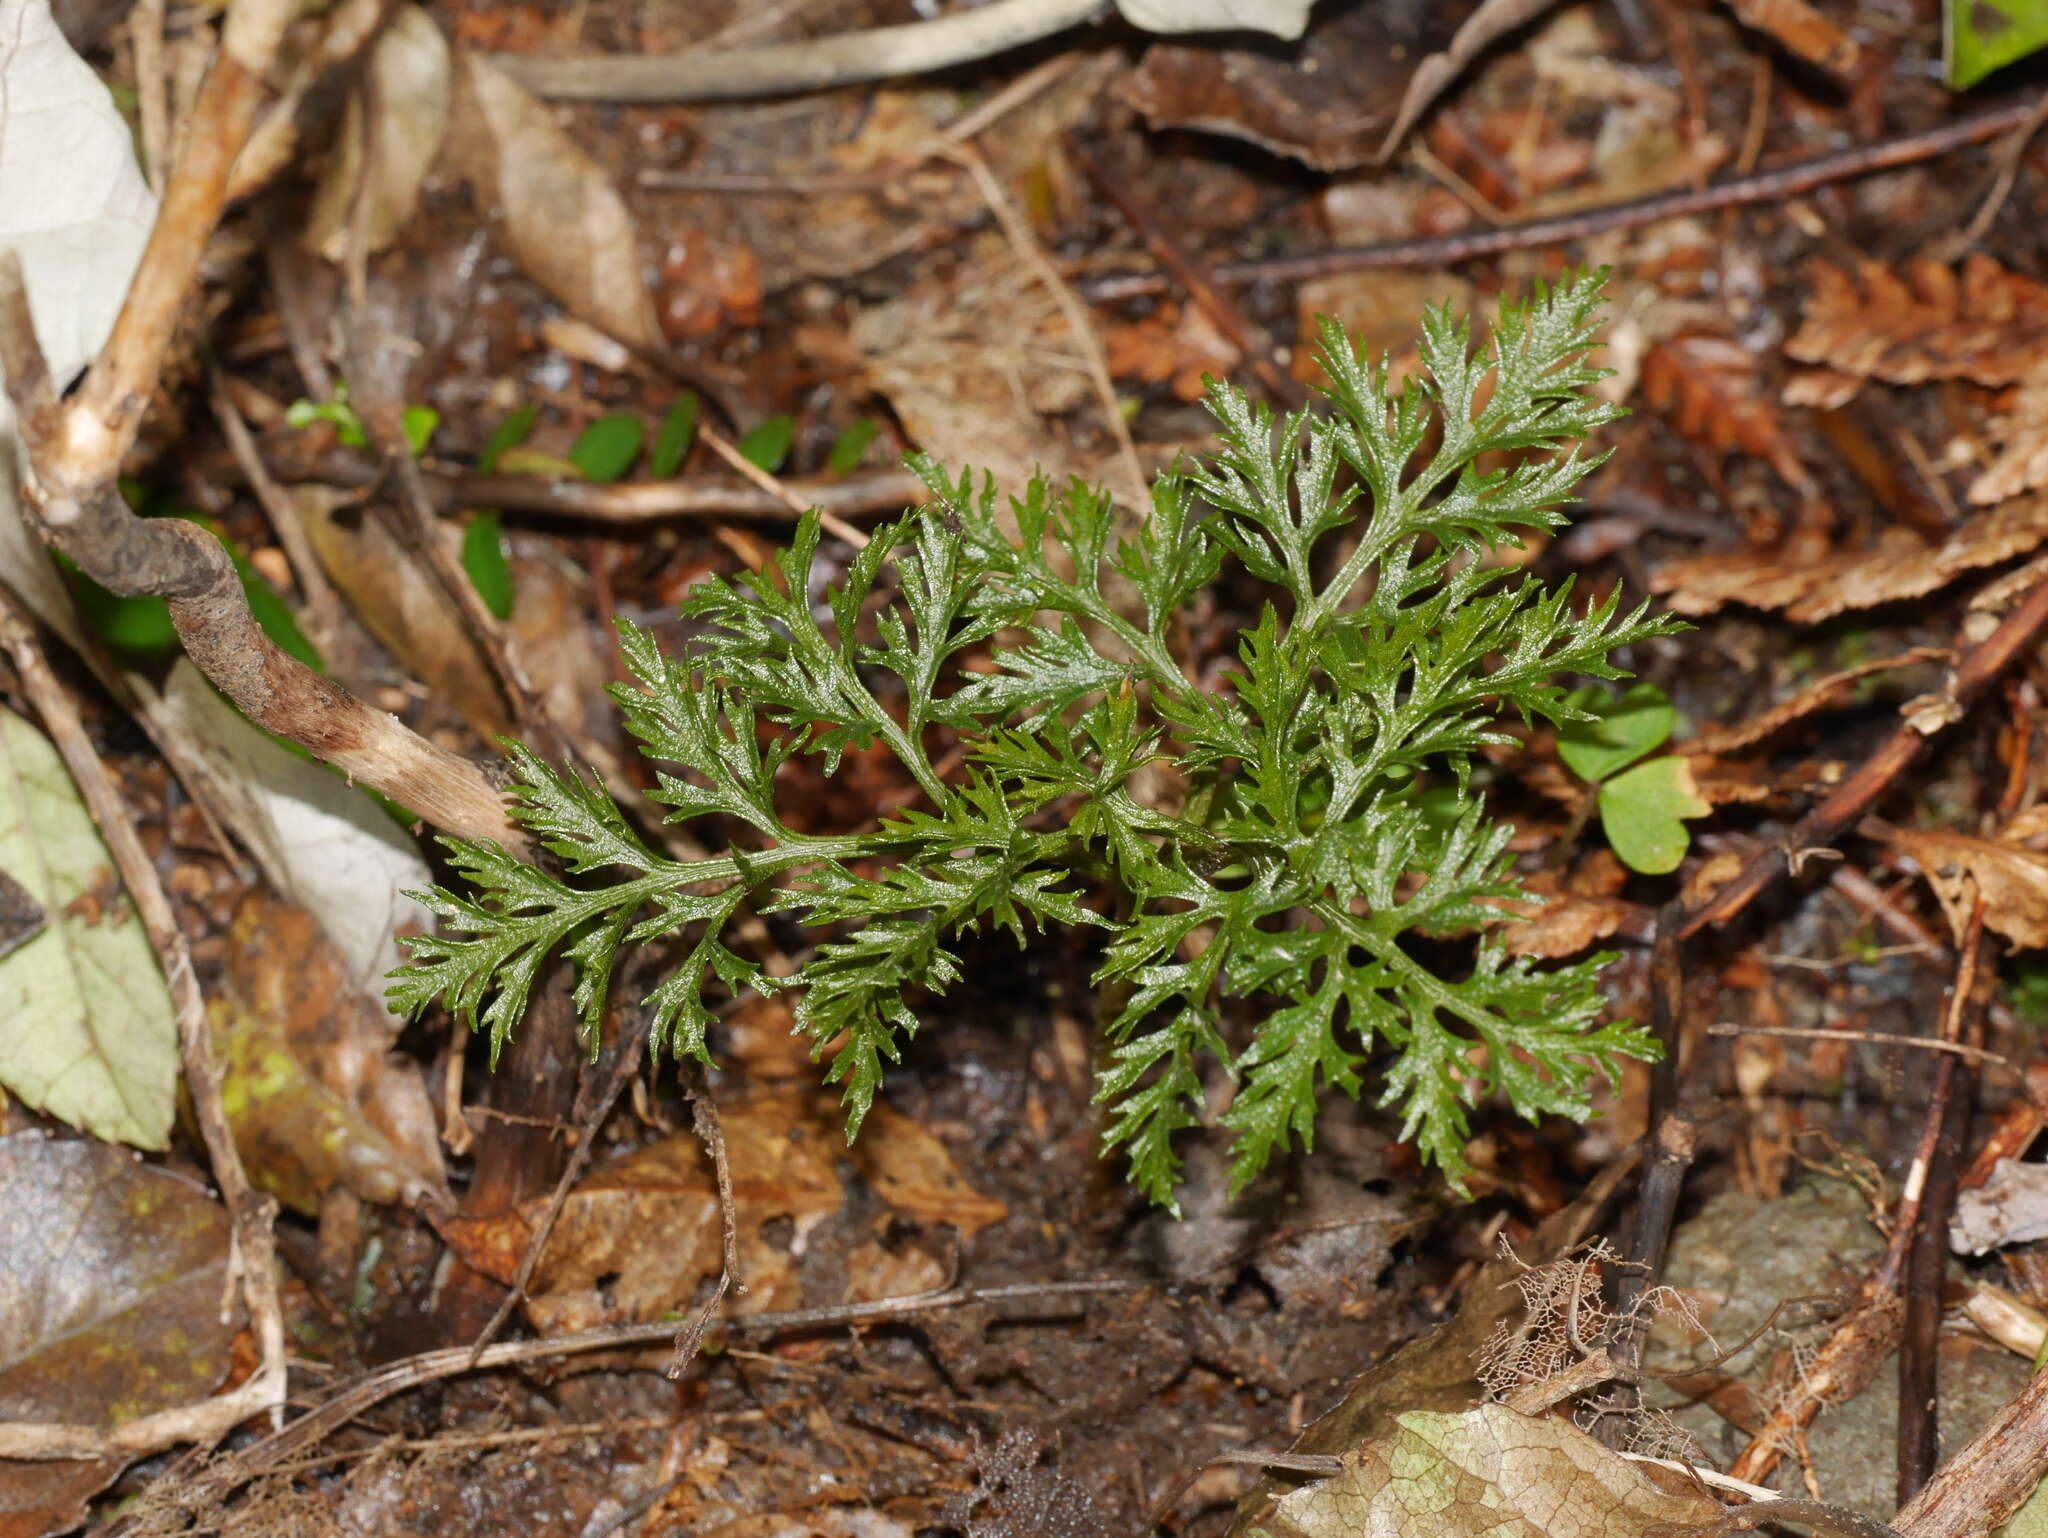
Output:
1726 0 1859 74
1881 823 2048 950
303 6 450 261
1785 252 2048 387
1102 302 1240 400
1972 361 2048 504
442 1092 1005 1334
1685 646 1950 752
1653 498 2048 620
1780 365 1864 410
1640 333 1809 489
852 234 1106 498
1500 892 1642 958
444 49 661 352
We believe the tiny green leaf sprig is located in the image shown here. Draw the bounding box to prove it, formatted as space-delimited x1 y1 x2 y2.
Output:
391 271 1681 1210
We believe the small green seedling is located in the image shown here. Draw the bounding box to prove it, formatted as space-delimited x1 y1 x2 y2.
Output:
737 414 794 473
1556 682 1708 875
285 384 438 457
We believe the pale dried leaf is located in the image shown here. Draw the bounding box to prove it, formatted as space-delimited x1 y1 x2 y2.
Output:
1953 1158 2048 1255
304 5 451 261
1263 1403 1721 1537
1115 0 1313 38
0 0 155 388
1376 0 1564 162
0 1134 235 1537
1884 823 2048 950
0 708 176 1149
1786 253 2048 387
446 49 661 352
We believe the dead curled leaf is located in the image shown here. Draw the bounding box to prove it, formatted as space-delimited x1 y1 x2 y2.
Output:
440 1092 1005 1334
302 5 451 261
1877 820 2048 950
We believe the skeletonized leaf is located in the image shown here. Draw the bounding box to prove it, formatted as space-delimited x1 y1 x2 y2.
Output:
0 707 176 1149
303 5 451 260
1262 1403 1722 1537
446 49 662 352
0 1135 236 1537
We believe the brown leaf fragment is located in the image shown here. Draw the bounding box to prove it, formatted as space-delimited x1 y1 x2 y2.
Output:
441 1092 1005 1334
1972 361 2048 504
1780 365 1864 410
1725 0 1860 75
1785 253 2048 388
1500 892 1643 958
1641 333 1809 489
1260 1403 1721 1538
444 49 661 352
1652 497 2048 620
1879 822 2048 950
0 1136 237 1538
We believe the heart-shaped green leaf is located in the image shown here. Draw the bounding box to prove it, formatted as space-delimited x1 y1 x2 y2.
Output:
1558 681 1674 784
1597 755 1709 875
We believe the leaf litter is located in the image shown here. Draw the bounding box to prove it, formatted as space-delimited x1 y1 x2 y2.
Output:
20 1 2048 1535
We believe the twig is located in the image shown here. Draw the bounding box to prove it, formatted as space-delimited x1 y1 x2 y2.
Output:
1081 91 2048 300
0 592 286 1460
667 1073 747 1378
278 450 928 525
698 424 870 548
207 371 344 648
1896 835 1997 1502
1704 1025 2009 1070
1929 90 2048 261
938 142 1147 506
0 14 519 850
1681 571 2048 939
1895 1356 2048 1538
132 0 170 193
481 0 1103 103
130 1279 1137 1514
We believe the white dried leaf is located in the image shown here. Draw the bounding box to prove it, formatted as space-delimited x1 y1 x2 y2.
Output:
1114 0 1315 39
